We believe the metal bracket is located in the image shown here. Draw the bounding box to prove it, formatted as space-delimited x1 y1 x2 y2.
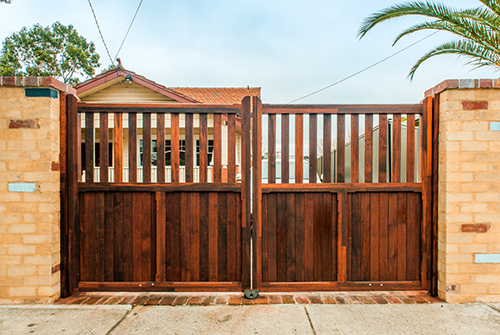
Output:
244 289 259 299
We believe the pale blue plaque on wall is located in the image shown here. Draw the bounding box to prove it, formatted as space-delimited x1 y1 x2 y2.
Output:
8 183 36 192
475 254 500 263
490 122 500 131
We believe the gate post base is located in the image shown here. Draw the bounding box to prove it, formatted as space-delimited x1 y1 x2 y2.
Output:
244 289 259 299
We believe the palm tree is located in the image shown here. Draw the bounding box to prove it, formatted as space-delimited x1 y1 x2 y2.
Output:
358 0 500 78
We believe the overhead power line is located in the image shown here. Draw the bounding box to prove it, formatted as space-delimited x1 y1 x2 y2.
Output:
287 31 439 104
114 0 144 62
87 0 114 65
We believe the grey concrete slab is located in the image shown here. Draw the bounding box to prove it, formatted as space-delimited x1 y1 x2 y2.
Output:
306 303 500 335
110 305 314 335
0 305 131 335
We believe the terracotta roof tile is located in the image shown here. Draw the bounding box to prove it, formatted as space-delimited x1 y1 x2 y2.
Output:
169 87 261 104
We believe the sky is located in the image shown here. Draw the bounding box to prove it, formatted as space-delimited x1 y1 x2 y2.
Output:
0 0 498 104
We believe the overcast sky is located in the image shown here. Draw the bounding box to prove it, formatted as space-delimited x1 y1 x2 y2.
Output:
0 0 497 104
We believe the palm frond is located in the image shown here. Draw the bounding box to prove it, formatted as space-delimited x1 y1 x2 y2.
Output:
409 39 500 78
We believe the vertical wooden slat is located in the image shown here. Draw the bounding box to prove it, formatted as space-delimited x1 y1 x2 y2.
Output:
388 193 398 280
128 113 137 183
157 113 166 183
227 114 236 183
213 114 222 183
199 114 208 183
85 112 94 183
252 97 263 289
155 192 166 281
67 95 79 292
242 96 253 288
100 112 109 183
393 114 402 183
191 193 200 281
397 193 407 281
268 114 276 183
304 193 314 281
281 114 290 183
277 193 287 282
378 115 388 183
143 113 152 183
337 190 348 282
351 115 359 183
337 114 345 183
171 113 180 183
295 115 303 183
198 193 209 281
309 114 317 183
295 193 305 281
406 114 416 183
422 96 433 291
365 114 373 183
267 194 277 282
323 114 331 183
286 193 296 281
218 193 228 281
114 113 123 183
379 193 389 281
185 114 194 183
370 193 380 281
431 95 440 296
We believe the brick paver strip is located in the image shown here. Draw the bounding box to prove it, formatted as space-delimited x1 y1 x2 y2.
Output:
385 296 403 304
334 296 349 304
399 297 417 304
214 296 229 305
228 296 242 305
307 295 323 304
321 296 337 304
119 295 139 304
173 295 190 305
131 294 150 305
282 295 295 304
372 296 389 304
82 296 101 305
146 294 164 305
187 296 204 305
252 295 269 304
243 298 256 305
358 296 377 304
346 296 363 304
294 296 310 304
158 295 176 305
268 295 283 304
201 296 216 306
103 295 126 305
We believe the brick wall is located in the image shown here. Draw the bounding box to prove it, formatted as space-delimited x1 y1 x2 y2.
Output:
0 78 74 303
435 80 500 303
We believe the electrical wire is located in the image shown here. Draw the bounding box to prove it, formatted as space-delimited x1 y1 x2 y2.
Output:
87 0 114 65
114 0 144 62
287 31 439 104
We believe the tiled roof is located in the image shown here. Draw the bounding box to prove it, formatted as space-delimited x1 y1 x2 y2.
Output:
169 87 261 104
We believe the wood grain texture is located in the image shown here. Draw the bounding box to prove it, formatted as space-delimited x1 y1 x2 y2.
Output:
185 114 194 183
100 113 109 183
351 115 359 183
143 113 152 183
85 112 94 183
378 115 388 183
282 114 290 183
268 114 276 184
157 113 166 183
309 114 317 183
114 113 123 183
199 114 208 183
228 114 236 183
213 114 222 183
295 114 303 183
323 114 331 183
364 115 373 183
171 113 180 183
128 113 137 183
337 114 345 183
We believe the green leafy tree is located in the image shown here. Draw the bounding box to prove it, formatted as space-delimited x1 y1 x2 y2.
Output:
1 0 12 4
0 22 100 85
359 0 500 78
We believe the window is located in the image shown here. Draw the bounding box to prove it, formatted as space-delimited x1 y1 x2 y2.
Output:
140 139 186 166
80 142 113 169
196 140 214 166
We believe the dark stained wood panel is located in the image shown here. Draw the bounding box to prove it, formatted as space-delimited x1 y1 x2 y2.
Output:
199 114 208 183
323 114 331 183
351 115 359 183
347 192 421 282
337 114 345 183
406 114 416 183
79 192 154 282
213 114 222 183
261 192 337 283
378 115 388 183
393 114 402 183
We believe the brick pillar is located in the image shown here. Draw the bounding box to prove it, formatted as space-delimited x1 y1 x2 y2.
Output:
0 77 75 303
429 79 500 303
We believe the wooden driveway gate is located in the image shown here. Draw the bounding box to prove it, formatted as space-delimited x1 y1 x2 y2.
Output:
61 96 437 295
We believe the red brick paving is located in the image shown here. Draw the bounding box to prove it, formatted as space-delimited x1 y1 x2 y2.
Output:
55 291 443 306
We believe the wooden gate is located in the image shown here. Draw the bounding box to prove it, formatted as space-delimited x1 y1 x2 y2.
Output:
63 96 252 293
250 97 436 292
61 95 436 295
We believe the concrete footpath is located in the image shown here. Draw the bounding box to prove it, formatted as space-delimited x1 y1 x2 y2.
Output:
0 303 499 335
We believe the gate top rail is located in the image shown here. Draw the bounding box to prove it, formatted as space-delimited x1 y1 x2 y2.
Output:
77 102 241 114
262 104 423 114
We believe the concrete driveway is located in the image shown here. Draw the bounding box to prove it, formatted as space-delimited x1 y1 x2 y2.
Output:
0 303 499 335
